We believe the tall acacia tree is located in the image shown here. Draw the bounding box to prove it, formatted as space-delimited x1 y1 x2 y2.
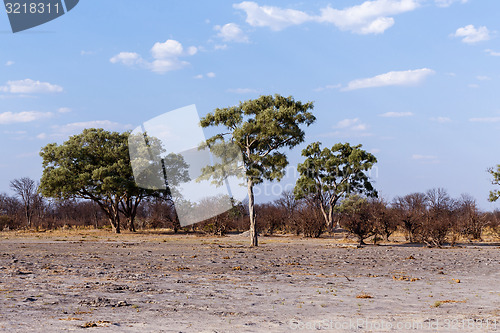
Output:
294 142 377 232
200 94 315 246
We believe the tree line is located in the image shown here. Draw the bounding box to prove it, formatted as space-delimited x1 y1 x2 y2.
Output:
1 94 500 247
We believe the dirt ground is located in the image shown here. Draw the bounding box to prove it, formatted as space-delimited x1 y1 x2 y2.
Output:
0 230 499 332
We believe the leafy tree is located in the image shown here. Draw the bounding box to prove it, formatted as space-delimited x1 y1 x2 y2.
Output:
488 165 500 202
200 94 315 246
294 142 377 232
39 129 133 233
9 177 37 228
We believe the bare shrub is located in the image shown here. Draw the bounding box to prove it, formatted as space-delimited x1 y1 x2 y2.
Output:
338 195 376 246
393 193 427 243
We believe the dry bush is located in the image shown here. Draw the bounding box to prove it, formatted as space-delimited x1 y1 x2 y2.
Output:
393 193 427 243
453 194 489 241
297 198 325 238
338 196 376 245
256 203 286 235
416 188 456 247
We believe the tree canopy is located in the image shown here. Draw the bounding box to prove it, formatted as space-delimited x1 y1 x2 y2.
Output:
294 142 377 231
39 129 132 233
200 94 316 246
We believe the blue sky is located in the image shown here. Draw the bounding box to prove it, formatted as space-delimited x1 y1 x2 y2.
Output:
1 0 500 210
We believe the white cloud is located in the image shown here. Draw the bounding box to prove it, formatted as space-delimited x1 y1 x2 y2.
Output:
36 133 47 140
379 111 414 117
214 44 228 50
194 72 216 80
214 23 249 43
0 111 53 124
343 68 435 91
0 79 63 94
435 0 468 7
233 1 312 31
485 49 500 56
57 107 72 113
227 88 258 94
469 117 500 123
53 120 132 135
152 39 189 58
370 148 381 154
335 118 370 132
321 117 371 138
336 118 362 129
110 52 144 66
148 59 189 74
430 116 452 123
234 0 419 34
453 25 490 44
318 0 419 35
110 39 197 74
5 61 14 66
468 83 479 89
476 75 491 81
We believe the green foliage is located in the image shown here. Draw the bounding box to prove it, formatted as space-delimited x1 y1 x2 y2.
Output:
39 129 130 200
200 94 315 185
488 165 500 202
294 141 377 229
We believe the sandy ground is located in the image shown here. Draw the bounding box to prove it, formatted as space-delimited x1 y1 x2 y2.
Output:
0 231 499 332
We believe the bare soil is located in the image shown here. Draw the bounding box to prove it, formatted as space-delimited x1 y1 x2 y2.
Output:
0 230 499 332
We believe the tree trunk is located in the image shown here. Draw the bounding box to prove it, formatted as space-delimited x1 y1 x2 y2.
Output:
247 179 258 247
128 217 136 232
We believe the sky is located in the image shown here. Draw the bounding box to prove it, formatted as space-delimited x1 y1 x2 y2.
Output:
1 0 500 210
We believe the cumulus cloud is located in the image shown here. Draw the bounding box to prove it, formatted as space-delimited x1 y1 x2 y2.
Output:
110 52 143 66
0 79 63 94
5 61 14 66
379 111 414 117
214 23 249 42
110 39 197 74
0 111 53 124
233 1 312 31
343 68 435 91
453 25 491 44
234 0 419 34
318 0 419 34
